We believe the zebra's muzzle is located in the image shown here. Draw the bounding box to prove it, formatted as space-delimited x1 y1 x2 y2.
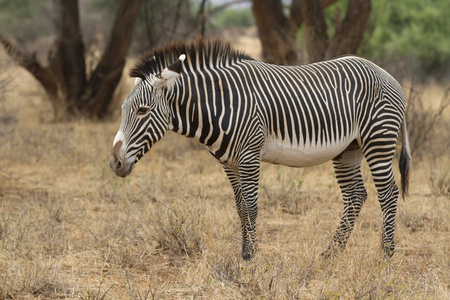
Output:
109 155 135 177
109 140 135 177
118 162 135 178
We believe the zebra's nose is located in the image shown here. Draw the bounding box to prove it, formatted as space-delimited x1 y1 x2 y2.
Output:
109 140 124 174
115 159 122 170
109 155 123 173
109 151 124 173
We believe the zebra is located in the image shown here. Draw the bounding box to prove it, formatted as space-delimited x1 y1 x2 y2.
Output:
109 39 411 260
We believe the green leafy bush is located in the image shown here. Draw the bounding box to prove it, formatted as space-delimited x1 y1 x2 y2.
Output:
214 8 254 29
360 0 450 75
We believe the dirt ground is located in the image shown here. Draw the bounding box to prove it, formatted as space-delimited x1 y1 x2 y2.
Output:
0 38 449 299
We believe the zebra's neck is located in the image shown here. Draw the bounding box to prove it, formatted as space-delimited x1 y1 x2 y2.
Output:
167 72 226 147
165 61 258 164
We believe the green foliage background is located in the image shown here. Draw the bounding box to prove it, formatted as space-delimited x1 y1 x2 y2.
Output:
360 0 450 75
0 0 52 42
213 8 254 28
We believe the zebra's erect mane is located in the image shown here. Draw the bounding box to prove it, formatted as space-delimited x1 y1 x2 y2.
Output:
129 38 253 79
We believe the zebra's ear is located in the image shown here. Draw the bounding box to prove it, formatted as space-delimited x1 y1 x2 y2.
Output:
151 54 186 91
134 77 143 85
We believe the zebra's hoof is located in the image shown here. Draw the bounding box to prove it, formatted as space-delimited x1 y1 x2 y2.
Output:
320 249 339 260
382 243 395 259
241 252 253 261
241 248 256 260
320 250 332 259
321 244 344 259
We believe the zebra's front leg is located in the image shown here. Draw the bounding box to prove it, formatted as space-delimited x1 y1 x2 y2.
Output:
224 158 260 260
223 166 249 258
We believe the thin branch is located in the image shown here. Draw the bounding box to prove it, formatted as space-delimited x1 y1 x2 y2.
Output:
0 35 58 98
199 0 207 37
291 0 339 28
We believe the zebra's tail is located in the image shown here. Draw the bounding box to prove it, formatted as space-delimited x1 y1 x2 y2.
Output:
399 117 411 199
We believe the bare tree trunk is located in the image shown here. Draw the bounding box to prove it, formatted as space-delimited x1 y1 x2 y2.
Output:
300 0 329 63
48 0 86 116
252 0 369 65
251 0 298 64
327 0 371 58
0 35 59 101
199 0 207 37
81 0 143 118
252 0 340 65
0 0 143 120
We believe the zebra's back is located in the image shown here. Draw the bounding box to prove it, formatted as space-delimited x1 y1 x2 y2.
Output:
233 56 405 167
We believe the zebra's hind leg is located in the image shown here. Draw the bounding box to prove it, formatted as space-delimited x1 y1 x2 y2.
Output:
323 142 367 258
363 144 399 258
223 164 259 260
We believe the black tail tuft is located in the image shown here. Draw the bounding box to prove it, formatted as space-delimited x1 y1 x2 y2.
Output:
399 144 410 199
399 119 411 200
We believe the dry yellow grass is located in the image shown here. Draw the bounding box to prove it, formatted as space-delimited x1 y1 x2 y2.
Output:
0 49 449 299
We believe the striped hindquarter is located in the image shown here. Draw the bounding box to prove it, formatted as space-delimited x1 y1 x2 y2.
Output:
109 40 410 260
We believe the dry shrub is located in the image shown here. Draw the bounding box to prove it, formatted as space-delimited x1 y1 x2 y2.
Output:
149 197 205 257
205 245 408 299
79 277 112 300
260 168 306 214
429 162 450 198
405 82 450 158
122 270 166 300
91 212 152 270
399 204 448 234
0 57 15 152
0 57 12 104
0 201 72 298
259 166 337 216
209 256 270 298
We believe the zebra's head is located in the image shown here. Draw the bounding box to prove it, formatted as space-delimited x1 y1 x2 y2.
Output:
109 54 185 177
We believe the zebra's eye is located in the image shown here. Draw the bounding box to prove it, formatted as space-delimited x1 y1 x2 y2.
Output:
136 106 150 115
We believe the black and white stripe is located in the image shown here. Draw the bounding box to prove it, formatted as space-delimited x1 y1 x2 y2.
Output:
110 39 411 259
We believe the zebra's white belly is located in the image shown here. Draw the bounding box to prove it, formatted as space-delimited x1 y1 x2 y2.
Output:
261 135 356 167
